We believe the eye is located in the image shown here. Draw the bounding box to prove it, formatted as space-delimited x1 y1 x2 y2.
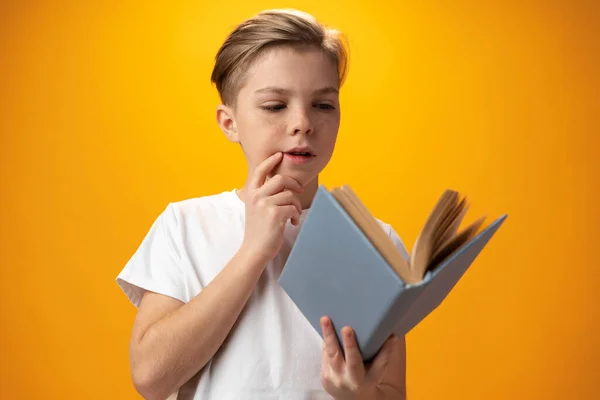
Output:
260 104 286 112
314 103 336 110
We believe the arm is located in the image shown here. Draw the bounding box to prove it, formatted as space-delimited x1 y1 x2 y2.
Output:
375 336 407 400
128 152 303 400
129 247 266 400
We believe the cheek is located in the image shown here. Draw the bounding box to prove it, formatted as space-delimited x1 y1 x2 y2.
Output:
316 109 340 128
317 115 340 145
240 117 286 155
251 112 287 136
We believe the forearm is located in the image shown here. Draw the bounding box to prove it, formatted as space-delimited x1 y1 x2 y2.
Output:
131 246 266 399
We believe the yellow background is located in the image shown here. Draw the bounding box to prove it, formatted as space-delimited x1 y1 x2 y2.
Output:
1 0 598 399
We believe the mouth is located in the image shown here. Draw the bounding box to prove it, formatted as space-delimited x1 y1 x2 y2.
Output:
283 147 316 164
284 147 315 157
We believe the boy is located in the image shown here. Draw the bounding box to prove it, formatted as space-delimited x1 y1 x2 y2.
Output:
117 9 408 400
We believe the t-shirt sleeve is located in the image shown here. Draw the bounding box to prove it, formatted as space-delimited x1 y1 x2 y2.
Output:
116 203 186 308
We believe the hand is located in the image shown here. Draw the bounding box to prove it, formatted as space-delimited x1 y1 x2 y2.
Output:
240 152 304 263
320 316 398 400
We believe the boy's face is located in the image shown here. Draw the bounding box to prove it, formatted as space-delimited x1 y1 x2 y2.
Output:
218 46 341 187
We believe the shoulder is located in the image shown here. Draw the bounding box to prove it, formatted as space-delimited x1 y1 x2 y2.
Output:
161 189 243 228
116 189 243 307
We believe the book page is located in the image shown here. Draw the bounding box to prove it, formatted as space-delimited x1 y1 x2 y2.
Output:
331 186 419 284
410 190 458 278
428 216 486 271
330 186 489 284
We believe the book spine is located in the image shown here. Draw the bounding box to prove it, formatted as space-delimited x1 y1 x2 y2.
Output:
362 284 427 362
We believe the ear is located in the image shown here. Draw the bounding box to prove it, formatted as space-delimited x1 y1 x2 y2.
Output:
216 104 239 143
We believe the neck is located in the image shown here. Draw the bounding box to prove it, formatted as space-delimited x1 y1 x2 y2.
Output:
238 175 319 210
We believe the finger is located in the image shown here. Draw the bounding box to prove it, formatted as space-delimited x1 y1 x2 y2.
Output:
341 326 365 384
266 191 303 216
260 174 303 196
249 152 283 191
320 316 344 372
367 334 399 380
274 205 301 227
276 198 302 226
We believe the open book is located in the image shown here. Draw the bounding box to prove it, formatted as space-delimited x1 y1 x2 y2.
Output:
278 185 507 362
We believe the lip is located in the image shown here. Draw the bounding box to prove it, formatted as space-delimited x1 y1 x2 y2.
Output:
283 147 316 165
284 146 314 156
283 152 315 165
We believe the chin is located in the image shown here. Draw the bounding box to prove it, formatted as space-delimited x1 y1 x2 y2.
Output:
274 165 319 187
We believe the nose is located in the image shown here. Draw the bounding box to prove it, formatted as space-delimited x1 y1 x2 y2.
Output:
290 108 313 135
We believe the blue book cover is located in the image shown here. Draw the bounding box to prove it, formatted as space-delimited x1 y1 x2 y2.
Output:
278 185 507 362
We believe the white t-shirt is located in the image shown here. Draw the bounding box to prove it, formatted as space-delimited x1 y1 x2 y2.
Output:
116 189 409 400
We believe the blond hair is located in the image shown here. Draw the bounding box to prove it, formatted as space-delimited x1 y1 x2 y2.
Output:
211 9 349 106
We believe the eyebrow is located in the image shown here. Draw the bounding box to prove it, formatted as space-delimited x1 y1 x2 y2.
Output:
254 86 339 96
